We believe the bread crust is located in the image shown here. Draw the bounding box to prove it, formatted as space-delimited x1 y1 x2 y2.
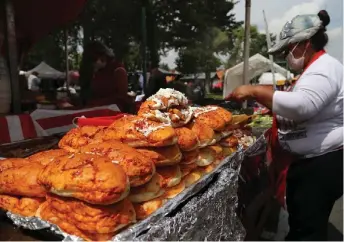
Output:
80 141 155 187
38 153 129 205
0 194 44 217
103 116 177 148
59 126 105 152
0 158 46 197
137 145 182 167
28 149 68 166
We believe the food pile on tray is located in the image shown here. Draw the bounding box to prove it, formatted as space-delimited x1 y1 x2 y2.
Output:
0 88 255 241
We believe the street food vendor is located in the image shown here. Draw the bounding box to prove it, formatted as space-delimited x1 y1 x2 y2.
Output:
79 41 132 112
228 10 343 240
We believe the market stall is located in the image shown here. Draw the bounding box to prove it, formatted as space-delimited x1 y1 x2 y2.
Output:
0 88 264 241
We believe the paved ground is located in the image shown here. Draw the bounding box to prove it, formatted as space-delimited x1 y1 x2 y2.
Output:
328 196 343 241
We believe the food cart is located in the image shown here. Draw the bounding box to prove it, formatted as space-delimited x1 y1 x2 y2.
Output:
0 1 283 241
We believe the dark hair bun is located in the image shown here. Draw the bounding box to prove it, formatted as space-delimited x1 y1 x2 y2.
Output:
318 10 330 27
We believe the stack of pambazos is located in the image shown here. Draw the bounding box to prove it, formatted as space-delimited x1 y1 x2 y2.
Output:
0 88 255 241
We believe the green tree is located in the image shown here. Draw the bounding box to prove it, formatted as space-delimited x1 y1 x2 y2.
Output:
226 25 276 68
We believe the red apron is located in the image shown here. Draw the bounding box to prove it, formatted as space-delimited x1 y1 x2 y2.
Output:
269 49 326 207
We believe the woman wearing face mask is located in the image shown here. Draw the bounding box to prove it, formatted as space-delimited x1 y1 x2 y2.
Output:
228 10 343 240
79 41 132 112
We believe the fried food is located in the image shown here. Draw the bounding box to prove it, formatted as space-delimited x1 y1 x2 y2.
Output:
162 180 186 199
220 135 239 148
174 127 199 151
139 106 193 128
0 158 46 197
192 106 226 131
179 162 198 177
197 147 216 167
58 126 105 153
80 141 155 187
0 194 44 217
103 116 177 148
38 202 115 241
183 169 204 188
208 106 232 125
156 165 182 188
38 153 129 205
28 149 68 166
146 88 188 110
207 145 224 161
186 120 216 148
38 195 136 234
129 174 165 203
137 145 182 167
180 149 199 165
133 198 166 220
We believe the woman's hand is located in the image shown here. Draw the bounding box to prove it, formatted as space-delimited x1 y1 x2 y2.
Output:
225 85 255 101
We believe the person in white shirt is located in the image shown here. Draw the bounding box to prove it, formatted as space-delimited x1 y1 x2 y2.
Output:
228 10 342 240
27 71 41 91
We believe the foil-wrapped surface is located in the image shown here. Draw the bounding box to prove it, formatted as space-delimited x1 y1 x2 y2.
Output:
5 147 252 241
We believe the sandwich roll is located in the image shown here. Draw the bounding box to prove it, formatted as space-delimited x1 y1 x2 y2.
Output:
208 106 233 125
208 145 224 161
180 162 198 177
38 153 130 205
129 174 165 203
80 141 156 187
0 158 46 198
137 144 182 167
58 126 105 153
145 88 189 110
0 194 44 217
162 180 186 199
133 198 167 220
196 147 216 167
192 106 226 131
38 202 115 241
174 127 200 151
222 147 238 157
220 136 239 148
186 120 216 148
38 195 136 234
28 149 68 166
103 116 177 148
180 149 199 165
156 165 182 188
183 169 205 188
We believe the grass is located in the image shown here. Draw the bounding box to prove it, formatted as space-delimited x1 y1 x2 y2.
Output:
205 93 223 100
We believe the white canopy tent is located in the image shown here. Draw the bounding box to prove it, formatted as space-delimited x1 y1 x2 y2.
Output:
223 54 291 97
258 72 288 85
27 62 65 79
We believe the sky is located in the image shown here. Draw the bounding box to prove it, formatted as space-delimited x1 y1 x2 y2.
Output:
160 0 343 69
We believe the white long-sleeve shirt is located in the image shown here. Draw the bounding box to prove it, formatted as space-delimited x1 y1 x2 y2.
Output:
273 53 343 158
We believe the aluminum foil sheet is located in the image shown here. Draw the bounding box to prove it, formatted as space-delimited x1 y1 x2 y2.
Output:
5 149 250 241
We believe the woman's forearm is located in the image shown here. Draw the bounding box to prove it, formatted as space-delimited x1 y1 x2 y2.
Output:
251 85 274 110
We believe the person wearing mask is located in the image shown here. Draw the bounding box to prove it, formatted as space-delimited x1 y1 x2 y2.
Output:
79 41 132 112
227 10 342 240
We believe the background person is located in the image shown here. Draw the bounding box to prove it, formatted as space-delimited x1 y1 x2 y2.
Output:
227 10 343 240
27 71 41 91
79 41 133 112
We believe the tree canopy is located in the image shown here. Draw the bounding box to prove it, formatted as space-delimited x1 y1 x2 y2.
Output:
22 0 241 73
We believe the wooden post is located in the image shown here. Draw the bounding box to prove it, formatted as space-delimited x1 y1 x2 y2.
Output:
263 10 276 90
5 0 21 113
141 0 148 93
64 28 70 95
242 0 251 108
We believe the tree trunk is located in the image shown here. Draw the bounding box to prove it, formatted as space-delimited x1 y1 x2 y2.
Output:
205 71 211 94
146 3 159 68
